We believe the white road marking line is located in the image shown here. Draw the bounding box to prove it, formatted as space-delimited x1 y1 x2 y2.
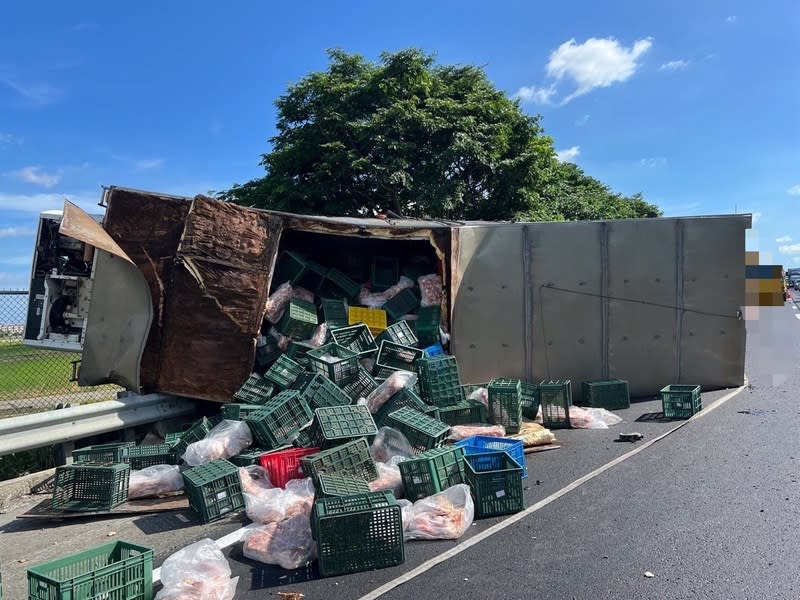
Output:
795 314 800 320
357 383 748 600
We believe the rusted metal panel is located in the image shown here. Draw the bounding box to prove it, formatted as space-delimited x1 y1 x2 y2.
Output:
156 196 282 401
103 189 191 391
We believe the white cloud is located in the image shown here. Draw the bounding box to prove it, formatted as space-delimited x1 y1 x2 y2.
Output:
0 132 23 145
0 78 64 107
546 37 653 104
726 15 737 23
575 114 591 126
0 226 36 238
6 166 62 188
660 60 689 71
776 236 792 243
134 158 164 170
514 84 557 104
556 145 580 162
779 243 800 255
0 191 101 215
639 157 667 168
787 184 800 196
0 256 32 266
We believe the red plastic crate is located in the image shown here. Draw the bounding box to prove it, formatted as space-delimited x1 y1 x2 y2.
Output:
258 447 320 488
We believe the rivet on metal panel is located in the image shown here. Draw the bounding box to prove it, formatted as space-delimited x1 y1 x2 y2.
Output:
578 338 585 345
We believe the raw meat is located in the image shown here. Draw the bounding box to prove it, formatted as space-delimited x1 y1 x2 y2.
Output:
242 515 316 570
417 274 442 308
265 282 293 324
309 322 328 347
383 276 415 300
155 538 238 600
358 288 389 308
447 423 506 441
402 484 474 541
467 387 489 408
244 477 314 525
182 420 253 467
370 427 414 463
128 464 183 499
239 466 274 495
368 458 404 498
292 286 315 303
366 370 418 414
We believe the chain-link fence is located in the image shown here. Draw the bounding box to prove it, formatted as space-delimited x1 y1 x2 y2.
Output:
0 290 121 419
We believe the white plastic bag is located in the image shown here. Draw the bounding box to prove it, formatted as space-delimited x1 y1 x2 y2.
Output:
242 515 317 570
366 370 418 414
239 465 274 495
401 484 474 541
128 464 184 500
368 457 405 498
370 427 414 463
155 538 238 600
447 423 506 441
568 406 623 429
309 322 328 347
244 477 314 525
182 420 253 467
467 387 489 408
358 288 390 308
265 282 293 323
383 276 415 300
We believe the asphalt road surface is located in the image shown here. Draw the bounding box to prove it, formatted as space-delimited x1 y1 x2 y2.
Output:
2 301 799 599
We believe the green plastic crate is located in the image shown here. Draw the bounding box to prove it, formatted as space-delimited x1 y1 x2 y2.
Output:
300 438 378 483
293 373 351 410
437 399 487 426
416 355 462 407
520 381 541 419
272 250 307 286
315 473 371 498
308 405 378 449
311 491 404 577
320 298 349 329
399 446 466 501
318 268 362 301
229 448 269 466
223 403 266 421
299 261 329 293
375 320 418 347
414 305 441 346
277 297 319 339
539 379 572 429
661 384 702 419
330 324 378 358
52 463 130 512
285 340 316 367
182 458 244 523
488 378 523 434
128 444 177 470
339 366 379 402
373 387 429 428
582 379 630 410
464 451 524 518
171 417 212 457
385 407 450 454
27 541 153 600
72 442 134 465
245 390 314 449
264 355 305 390
370 256 400 292
163 432 181 447
255 333 282 369
376 341 424 372
372 364 398 380
383 288 420 321
233 374 275 404
307 343 359 385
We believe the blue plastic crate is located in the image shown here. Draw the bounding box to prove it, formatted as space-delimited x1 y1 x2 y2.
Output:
454 435 527 479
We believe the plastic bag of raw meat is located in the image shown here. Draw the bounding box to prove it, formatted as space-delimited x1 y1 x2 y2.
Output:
358 288 390 308
368 456 405 498
239 465 274 495
292 285 315 303
467 386 489 409
155 538 238 600
309 322 328 347
370 427 414 463
366 370 418 414
447 423 506 442
383 276 415 300
265 281 293 324
244 477 315 525
182 420 253 467
128 464 184 500
417 274 443 307
242 515 317 570
402 484 474 541
567 406 623 429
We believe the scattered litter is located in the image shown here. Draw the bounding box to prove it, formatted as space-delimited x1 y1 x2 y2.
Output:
617 432 644 443
508 421 556 447
106 531 116 537
278 593 305 600
644 571 654 578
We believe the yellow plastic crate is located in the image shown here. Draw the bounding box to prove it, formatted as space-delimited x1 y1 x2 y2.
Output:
348 307 388 335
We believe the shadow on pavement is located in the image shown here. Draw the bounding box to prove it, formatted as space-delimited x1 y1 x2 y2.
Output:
133 510 197 534
227 545 319 589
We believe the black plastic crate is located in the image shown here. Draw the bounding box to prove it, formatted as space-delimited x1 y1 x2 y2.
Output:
272 250 307 286
339 366 379 402
370 256 400 292
244 390 314 449
299 260 329 293
416 355 462 407
398 446 466 501
520 381 541 419
382 287 420 322
307 342 359 385
385 407 450 454
464 451 524 518
233 373 276 404
330 324 378 358
373 387 429 428
300 438 378 483
264 354 305 390
376 340 424 372
414 305 441 346
293 373 351 410
52 463 130 512
255 333 282 369
286 340 316 367
312 491 404 577
308 405 378 449
277 297 319 339
582 379 630 410
318 268 361 302
488 378 523 434
315 473 371 499
128 444 177 470
661 384 702 419
321 297 349 329
539 379 572 429
437 399 487 426
182 458 244 523
375 320 418 347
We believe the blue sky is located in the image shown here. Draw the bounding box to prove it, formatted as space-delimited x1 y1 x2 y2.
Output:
1 1 798 289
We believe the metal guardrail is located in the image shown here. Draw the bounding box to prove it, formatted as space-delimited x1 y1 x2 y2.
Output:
0 393 196 456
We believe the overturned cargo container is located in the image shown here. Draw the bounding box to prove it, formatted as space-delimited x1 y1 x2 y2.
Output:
59 186 749 401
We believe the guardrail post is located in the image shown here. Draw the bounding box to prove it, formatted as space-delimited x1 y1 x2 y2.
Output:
56 441 75 466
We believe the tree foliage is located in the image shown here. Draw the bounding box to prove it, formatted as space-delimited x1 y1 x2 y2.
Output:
220 49 661 221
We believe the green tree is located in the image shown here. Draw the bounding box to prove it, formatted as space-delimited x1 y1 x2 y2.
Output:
221 48 661 221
